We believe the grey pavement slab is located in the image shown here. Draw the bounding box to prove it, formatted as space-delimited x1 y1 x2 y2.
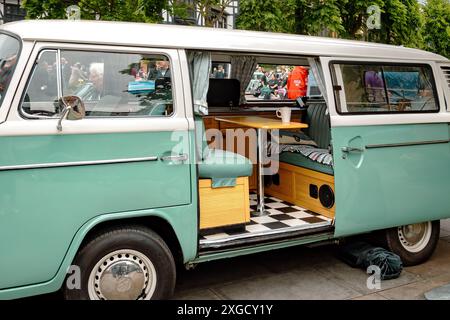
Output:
173 288 222 300
440 219 450 232
378 272 450 300
212 269 361 300
352 293 388 300
175 254 274 292
313 257 421 295
404 240 450 279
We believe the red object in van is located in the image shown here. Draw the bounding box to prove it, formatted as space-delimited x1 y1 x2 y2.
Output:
287 66 308 99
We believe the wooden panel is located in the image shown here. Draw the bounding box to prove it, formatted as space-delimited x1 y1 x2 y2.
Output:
199 177 250 229
215 116 308 130
266 162 335 218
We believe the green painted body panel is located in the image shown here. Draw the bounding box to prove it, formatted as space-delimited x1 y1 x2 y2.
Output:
0 130 198 290
0 204 198 299
332 123 450 237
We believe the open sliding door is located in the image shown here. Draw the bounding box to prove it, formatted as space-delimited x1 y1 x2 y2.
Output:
321 57 450 237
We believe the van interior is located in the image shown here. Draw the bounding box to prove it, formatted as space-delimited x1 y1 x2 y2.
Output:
193 51 335 253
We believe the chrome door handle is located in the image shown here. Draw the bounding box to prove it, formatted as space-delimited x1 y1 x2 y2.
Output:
341 146 364 159
341 146 364 153
160 154 188 162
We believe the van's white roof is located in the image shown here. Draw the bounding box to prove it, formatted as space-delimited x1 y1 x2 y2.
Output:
2 20 448 62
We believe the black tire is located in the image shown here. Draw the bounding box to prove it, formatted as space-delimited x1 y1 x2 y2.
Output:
383 220 440 266
63 225 176 300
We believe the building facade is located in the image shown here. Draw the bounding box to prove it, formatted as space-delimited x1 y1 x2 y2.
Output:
163 0 239 29
0 0 25 24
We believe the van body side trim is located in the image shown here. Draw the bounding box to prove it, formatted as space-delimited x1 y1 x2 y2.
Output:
365 139 450 149
0 156 158 171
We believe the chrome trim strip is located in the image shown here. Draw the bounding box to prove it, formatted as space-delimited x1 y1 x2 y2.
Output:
0 156 158 171
366 139 450 149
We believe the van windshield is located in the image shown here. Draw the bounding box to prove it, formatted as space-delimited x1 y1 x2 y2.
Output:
0 33 20 107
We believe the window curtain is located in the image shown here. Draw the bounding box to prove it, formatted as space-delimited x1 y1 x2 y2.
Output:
188 51 212 115
308 58 328 107
230 55 258 105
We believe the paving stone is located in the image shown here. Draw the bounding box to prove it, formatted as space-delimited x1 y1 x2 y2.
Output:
440 236 450 243
378 272 450 300
173 288 222 300
176 255 273 291
213 269 361 300
440 219 450 232
405 241 450 279
352 293 388 300
313 258 421 295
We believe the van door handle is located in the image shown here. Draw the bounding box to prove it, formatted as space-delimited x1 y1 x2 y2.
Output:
341 146 364 159
160 154 189 162
341 146 364 153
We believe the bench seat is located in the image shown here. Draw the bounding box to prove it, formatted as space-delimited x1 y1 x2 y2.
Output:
198 149 253 179
279 151 334 175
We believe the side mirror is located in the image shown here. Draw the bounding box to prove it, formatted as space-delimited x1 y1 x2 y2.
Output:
57 95 85 131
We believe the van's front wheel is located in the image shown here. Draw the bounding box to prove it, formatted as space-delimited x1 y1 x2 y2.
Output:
384 221 440 266
64 226 176 300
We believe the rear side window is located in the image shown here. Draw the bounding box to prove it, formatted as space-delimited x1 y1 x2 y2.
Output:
0 33 20 107
331 63 438 114
21 49 174 118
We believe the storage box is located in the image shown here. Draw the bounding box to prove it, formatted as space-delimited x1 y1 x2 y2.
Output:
199 177 250 229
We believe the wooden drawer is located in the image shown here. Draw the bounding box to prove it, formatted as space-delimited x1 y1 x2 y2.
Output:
199 177 250 229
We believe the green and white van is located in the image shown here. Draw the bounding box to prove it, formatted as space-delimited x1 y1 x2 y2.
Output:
0 20 449 300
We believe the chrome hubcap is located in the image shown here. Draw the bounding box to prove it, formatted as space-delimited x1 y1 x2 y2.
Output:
88 249 157 300
398 222 432 253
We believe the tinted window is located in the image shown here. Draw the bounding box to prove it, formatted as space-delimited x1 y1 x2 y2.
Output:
332 63 438 113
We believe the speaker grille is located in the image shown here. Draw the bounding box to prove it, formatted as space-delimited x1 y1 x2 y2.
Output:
319 185 335 209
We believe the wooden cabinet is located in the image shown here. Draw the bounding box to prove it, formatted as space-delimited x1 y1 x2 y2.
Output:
202 110 303 190
199 177 250 229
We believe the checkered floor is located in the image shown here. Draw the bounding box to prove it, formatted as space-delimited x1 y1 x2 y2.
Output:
199 193 333 244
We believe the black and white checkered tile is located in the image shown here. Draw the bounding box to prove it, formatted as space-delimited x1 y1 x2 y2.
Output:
199 193 332 242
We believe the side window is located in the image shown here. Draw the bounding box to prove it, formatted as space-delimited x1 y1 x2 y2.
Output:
22 50 59 116
21 50 174 118
332 63 438 114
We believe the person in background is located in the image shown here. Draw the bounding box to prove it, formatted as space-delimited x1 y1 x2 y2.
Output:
214 65 225 79
150 60 171 79
68 62 87 91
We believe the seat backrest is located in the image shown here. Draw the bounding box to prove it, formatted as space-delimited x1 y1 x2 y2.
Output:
207 79 240 108
304 103 331 149
194 115 210 161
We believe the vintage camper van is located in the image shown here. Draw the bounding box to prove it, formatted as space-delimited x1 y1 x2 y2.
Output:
0 20 449 300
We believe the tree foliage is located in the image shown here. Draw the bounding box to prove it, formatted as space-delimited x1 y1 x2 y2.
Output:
21 0 450 58
294 0 344 36
236 0 296 33
423 0 450 58
23 0 168 22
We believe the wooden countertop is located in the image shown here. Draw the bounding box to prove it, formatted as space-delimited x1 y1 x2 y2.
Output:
215 116 308 130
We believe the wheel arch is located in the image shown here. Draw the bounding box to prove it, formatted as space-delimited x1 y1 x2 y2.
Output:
0 210 192 300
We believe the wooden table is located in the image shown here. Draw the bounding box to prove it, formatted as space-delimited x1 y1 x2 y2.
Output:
215 116 308 216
